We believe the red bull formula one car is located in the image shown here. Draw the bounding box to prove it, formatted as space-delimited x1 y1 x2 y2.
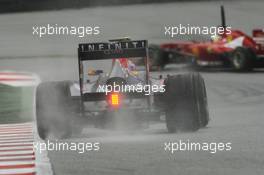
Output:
149 6 264 71
35 39 209 140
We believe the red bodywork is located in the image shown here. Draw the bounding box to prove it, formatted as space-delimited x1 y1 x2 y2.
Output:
160 29 264 66
253 29 264 56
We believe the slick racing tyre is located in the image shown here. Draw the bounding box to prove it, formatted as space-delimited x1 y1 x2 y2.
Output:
149 44 168 71
231 47 254 72
194 73 209 127
36 81 80 140
162 73 209 132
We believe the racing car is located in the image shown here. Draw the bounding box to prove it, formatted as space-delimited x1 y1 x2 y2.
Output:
149 6 264 71
35 39 209 140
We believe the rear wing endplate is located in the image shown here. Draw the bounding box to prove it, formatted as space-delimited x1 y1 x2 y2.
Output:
77 40 150 102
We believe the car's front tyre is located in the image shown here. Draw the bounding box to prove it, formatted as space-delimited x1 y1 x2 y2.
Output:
231 47 254 72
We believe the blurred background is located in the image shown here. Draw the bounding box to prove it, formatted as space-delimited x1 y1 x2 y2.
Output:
0 0 247 14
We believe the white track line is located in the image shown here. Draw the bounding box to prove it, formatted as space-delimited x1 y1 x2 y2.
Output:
0 129 33 132
0 126 33 128
0 127 33 130
0 137 33 141
0 134 33 137
0 123 32 127
0 155 35 160
0 126 32 129
0 143 33 146
0 140 33 144
0 167 35 174
0 150 34 156
0 131 32 134
0 161 35 166
0 146 33 151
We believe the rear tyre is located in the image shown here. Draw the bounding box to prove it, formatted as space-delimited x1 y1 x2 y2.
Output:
36 81 79 140
194 74 209 127
162 73 208 132
231 47 254 71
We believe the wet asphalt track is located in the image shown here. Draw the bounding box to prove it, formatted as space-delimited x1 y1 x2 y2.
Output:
0 1 264 175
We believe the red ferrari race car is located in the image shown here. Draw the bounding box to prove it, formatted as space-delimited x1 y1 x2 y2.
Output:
149 6 264 71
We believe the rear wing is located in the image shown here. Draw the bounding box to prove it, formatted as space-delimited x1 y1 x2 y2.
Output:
78 40 148 60
77 40 149 99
